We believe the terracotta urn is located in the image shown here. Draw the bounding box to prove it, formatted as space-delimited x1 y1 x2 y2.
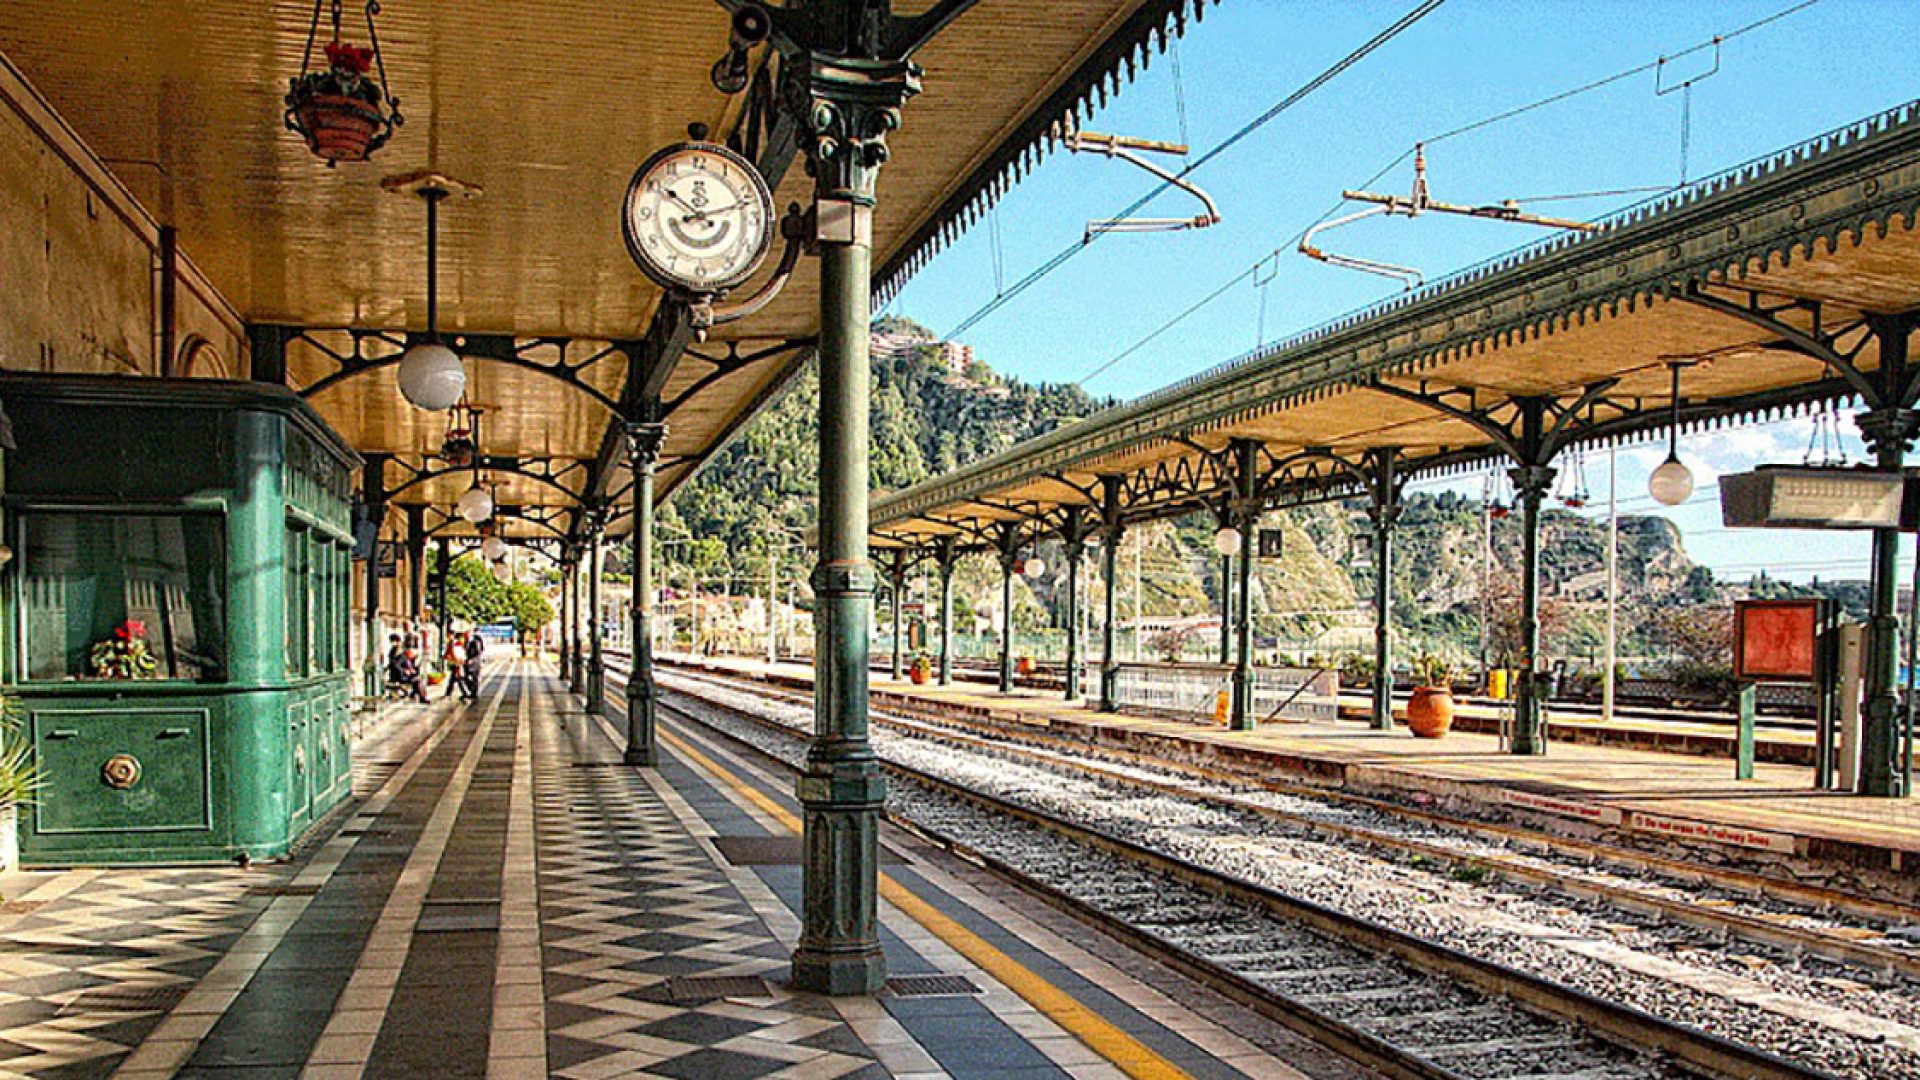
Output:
1406 686 1454 739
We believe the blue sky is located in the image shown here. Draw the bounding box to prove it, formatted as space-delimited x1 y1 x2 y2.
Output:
883 0 1920 585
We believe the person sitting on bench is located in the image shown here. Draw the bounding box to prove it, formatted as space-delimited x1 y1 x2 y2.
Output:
386 634 429 704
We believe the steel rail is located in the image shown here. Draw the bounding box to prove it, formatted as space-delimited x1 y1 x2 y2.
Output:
637 688 1473 1080
647 657 1919 929
599 664 1843 1076
612 666 1842 1080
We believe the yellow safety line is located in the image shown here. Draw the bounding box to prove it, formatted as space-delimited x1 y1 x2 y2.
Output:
658 729 1195 1080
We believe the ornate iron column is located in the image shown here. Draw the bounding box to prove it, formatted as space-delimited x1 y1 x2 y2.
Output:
996 526 1019 693
1098 494 1125 712
626 419 667 766
935 535 957 686
1509 460 1556 755
886 549 907 680
1228 441 1259 731
558 554 574 684
433 537 451 675
1061 507 1089 702
564 545 579 687
585 511 606 714
1218 540 1233 665
1368 450 1403 731
786 28 922 998
405 505 427 624
361 455 387 701
1857 313 1920 797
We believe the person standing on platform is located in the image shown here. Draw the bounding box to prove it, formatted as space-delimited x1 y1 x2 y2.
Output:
445 632 470 701
464 629 487 699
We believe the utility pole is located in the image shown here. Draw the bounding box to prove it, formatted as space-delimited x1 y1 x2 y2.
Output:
767 539 779 665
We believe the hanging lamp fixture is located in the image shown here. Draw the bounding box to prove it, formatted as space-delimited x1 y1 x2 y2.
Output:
1649 361 1696 507
441 403 479 467
285 0 404 165
384 173 480 411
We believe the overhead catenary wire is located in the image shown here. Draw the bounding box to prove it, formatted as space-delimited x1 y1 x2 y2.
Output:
941 0 1449 342
1071 0 1827 389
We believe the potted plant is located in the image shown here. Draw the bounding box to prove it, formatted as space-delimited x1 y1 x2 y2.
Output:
285 39 400 165
0 699 41 871
1015 655 1035 677
90 619 159 680
1406 652 1455 739
908 652 933 685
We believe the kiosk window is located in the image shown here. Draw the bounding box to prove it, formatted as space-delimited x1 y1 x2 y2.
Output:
21 513 226 682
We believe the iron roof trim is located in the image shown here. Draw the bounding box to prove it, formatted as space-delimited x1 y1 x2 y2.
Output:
872 98 1920 532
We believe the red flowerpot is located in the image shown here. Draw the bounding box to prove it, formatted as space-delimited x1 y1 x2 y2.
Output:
909 666 930 686
1406 686 1454 739
1016 656 1034 676
295 95 383 162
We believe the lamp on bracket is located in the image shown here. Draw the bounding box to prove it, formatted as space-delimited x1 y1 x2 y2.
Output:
385 172 481 410
1213 526 1244 558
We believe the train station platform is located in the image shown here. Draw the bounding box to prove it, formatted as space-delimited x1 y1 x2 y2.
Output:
660 654 1920 894
0 659 1354 1080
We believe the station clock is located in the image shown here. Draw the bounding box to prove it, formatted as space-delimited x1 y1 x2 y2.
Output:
621 140 775 294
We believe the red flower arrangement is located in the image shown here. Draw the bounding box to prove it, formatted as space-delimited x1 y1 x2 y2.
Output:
92 620 158 679
325 40 374 76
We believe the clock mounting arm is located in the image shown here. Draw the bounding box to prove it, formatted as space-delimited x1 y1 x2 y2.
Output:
686 202 806 338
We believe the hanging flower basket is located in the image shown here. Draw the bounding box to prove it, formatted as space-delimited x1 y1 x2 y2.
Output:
441 427 476 468
285 29 402 166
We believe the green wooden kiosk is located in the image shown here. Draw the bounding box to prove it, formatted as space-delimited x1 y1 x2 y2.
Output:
1 375 360 866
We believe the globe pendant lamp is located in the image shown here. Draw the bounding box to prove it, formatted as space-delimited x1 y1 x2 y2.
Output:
456 483 494 524
1213 525 1243 557
394 182 466 411
1648 361 1695 507
1023 556 1046 578
482 534 507 561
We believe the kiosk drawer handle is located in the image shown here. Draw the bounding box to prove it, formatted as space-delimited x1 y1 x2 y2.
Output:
157 728 191 739
45 729 78 740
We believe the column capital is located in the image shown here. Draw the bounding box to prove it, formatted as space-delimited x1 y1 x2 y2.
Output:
1507 463 1558 498
1856 407 1919 457
624 420 670 468
789 54 922 207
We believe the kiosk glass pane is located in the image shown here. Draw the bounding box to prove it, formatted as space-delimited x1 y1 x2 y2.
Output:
20 512 226 682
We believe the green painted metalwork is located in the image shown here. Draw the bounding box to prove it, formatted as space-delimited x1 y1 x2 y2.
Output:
1369 451 1402 732
2 375 358 866
586 520 605 714
871 102 1920 540
1736 684 1757 781
1061 508 1088 702
1229 440 1257 731
626 422 666 767
935 535 957 687
781 4 932 996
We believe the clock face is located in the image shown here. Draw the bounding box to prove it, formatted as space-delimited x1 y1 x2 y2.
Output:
622 142 774 293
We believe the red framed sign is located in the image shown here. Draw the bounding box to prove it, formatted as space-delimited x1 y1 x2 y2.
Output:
1732 599 1821 683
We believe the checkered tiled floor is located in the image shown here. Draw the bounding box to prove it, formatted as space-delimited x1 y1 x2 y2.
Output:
0 662 1341 1080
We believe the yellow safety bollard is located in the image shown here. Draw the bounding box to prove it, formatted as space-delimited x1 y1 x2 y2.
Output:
1214 689 1230 725
1488 668 1509 700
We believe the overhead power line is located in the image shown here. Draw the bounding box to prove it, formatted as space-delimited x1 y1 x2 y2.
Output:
940 0 1449 342
1073 0 1827 389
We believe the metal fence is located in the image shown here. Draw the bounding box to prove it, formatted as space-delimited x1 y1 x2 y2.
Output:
1106 662 1339 723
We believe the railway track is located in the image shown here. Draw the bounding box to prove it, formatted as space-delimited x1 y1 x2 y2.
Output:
601 665 1903 1080
654 661 1920 945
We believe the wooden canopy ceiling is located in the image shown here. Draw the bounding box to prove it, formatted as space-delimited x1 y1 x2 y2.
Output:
870 101 1920 551
0 0 1202 543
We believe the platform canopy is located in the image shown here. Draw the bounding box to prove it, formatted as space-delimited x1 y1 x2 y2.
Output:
0 0 1209 547
869 102 1920 551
